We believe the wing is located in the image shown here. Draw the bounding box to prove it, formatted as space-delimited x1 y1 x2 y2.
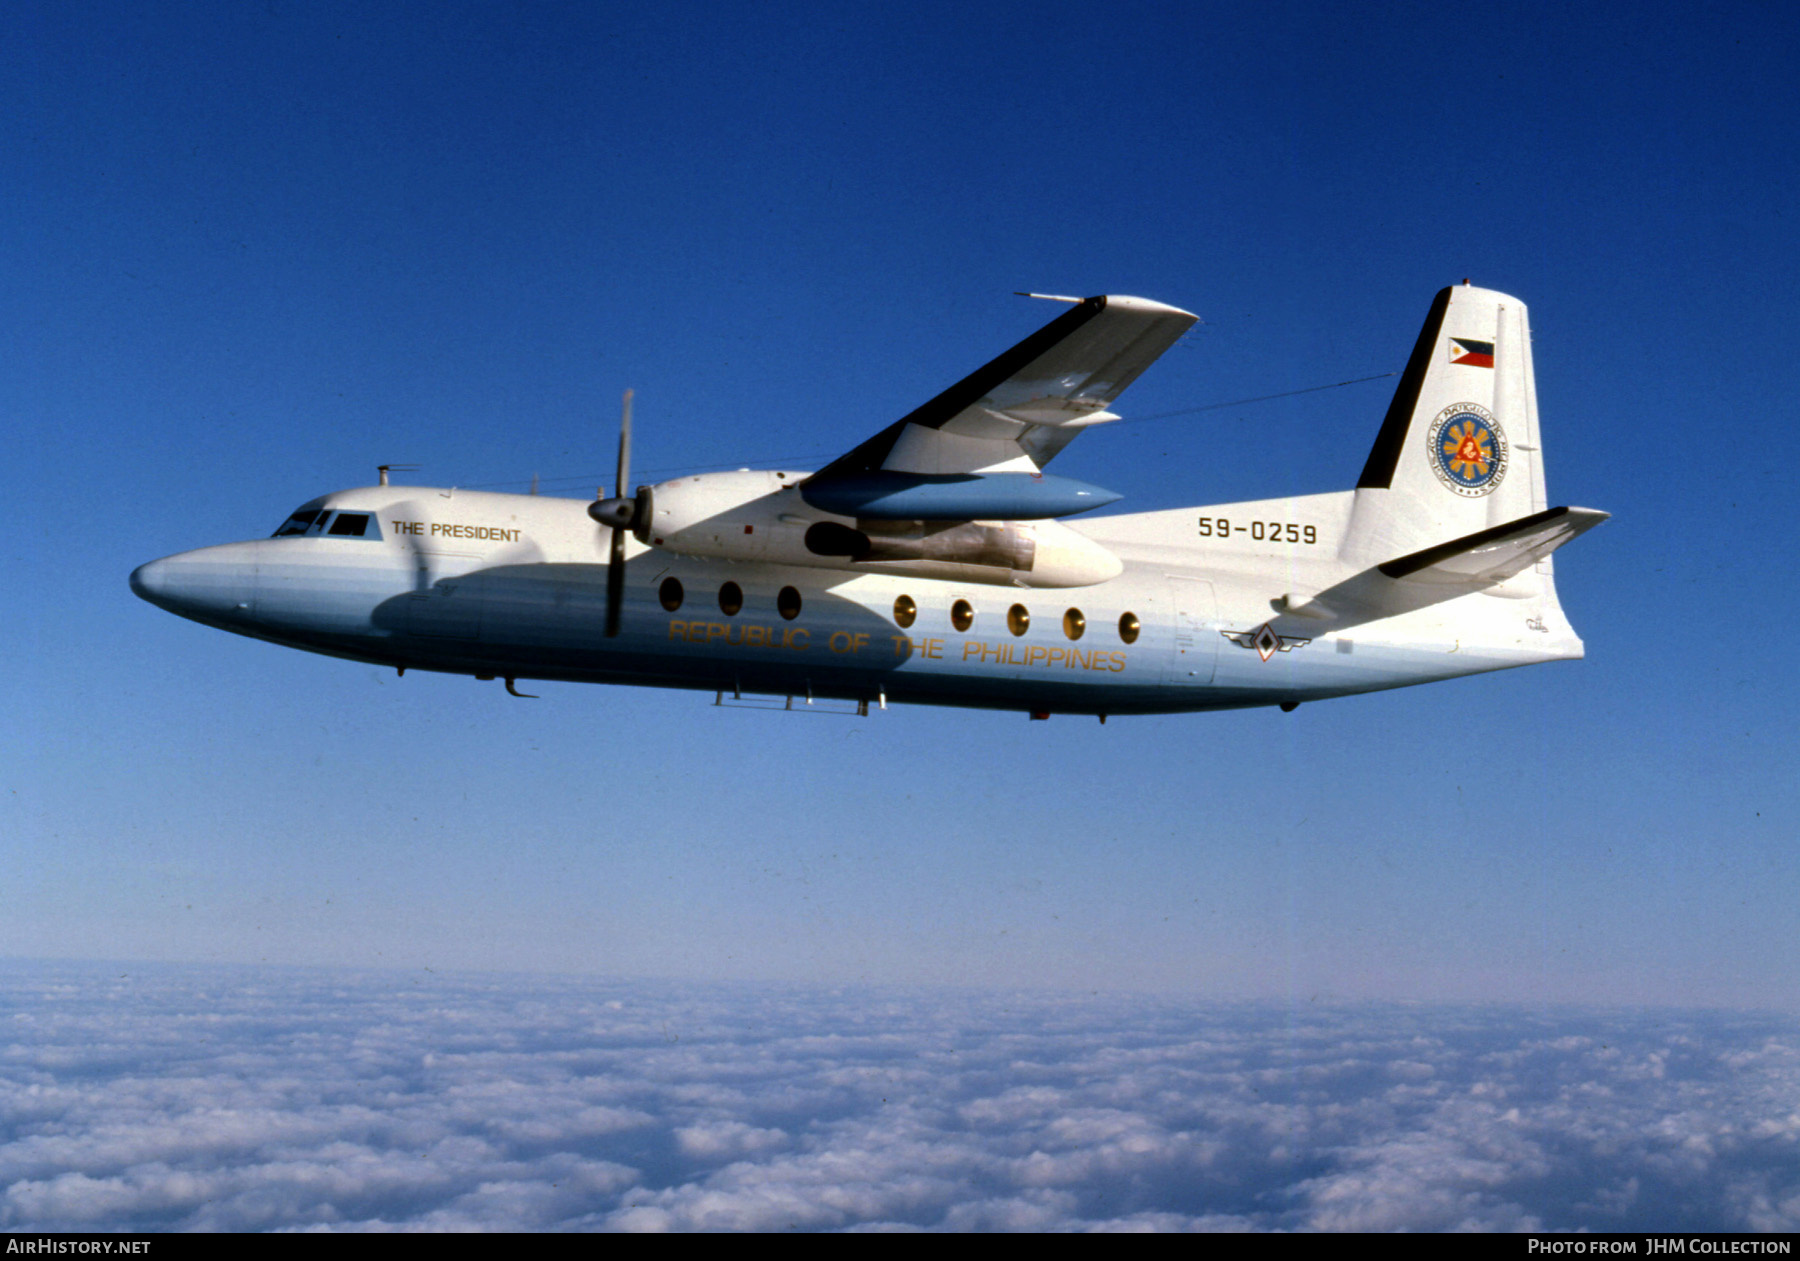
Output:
807 294 1198 483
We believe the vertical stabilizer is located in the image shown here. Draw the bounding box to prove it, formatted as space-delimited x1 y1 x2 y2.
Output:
1342 285 1545 570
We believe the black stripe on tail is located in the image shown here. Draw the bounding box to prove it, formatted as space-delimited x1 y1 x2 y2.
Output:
1356 286 1453 490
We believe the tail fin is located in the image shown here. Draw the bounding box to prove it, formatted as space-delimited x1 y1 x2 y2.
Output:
1342 284 1550 569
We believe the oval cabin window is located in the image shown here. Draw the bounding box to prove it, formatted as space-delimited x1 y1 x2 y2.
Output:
950 599 974 632
1006 604 1030 636
1063 608 1086 640
777 586 802 620
719 582 743 616
894 594 917 629
659 577 684 612
1118 612 1141 645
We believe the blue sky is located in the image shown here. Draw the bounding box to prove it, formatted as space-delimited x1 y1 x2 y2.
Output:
5 0 1799 1012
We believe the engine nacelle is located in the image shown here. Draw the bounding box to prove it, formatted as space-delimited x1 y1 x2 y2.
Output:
641 471 1122 588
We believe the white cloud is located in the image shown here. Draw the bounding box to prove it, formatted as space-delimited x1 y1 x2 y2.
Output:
0 964 1796 1230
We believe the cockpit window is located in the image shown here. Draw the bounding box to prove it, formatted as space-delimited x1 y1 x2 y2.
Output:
273 509 321 537
272 507 381 539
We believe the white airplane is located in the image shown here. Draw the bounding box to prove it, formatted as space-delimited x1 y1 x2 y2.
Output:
131 283 1605 720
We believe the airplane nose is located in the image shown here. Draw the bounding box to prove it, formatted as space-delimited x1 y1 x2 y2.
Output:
129 545 260 623
129 559 169 603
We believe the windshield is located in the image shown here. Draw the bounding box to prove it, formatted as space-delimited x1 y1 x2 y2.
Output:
272 508 322 537
271 507 381 539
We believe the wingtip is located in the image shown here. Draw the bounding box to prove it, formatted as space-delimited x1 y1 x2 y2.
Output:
1017 292 1198 321
1094 294 1200 322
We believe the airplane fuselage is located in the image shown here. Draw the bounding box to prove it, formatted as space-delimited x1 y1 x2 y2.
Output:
130 482 1584 717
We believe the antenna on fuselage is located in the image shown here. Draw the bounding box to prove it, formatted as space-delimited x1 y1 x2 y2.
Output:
377 463 422 487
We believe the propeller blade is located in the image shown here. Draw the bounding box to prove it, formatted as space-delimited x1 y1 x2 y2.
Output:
604 389 634 638
617 388 633 499
605 527 626 637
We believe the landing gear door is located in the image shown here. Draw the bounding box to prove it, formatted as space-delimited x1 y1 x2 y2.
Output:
1166 576 1217 685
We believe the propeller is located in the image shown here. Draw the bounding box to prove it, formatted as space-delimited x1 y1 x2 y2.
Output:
589 389 647 637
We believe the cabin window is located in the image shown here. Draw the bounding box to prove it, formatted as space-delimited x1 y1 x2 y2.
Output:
719 581 743 616
893 594 917 629
273 509 321 537
659 577 684 612
1063 609 1086 640
327 512 370 537
950 599 974 632
1006 604 1030 636
1118 612 1141 644
777 586 802 620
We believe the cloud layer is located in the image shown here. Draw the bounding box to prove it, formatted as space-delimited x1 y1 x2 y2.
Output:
1 963 1796 1231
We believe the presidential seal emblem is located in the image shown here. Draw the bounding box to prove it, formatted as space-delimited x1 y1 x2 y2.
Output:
1427 403 1507 496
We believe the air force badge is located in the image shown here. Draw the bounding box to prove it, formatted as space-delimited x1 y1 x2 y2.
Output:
1222 624 1312 662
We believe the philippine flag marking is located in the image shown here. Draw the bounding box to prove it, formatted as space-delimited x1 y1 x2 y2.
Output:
1449 337 1495 368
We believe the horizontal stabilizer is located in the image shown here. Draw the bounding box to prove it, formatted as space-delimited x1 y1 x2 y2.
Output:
1377 506 1609 586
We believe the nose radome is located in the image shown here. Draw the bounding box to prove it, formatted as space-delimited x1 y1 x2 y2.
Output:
128 543 261 623
129 559 168 603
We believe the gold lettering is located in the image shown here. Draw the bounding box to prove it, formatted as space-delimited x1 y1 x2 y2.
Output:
405 522 521 542
1108 652 1127 672
706 623 728 644
962 642 983 661
788 628 810 650
668 620 689 641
